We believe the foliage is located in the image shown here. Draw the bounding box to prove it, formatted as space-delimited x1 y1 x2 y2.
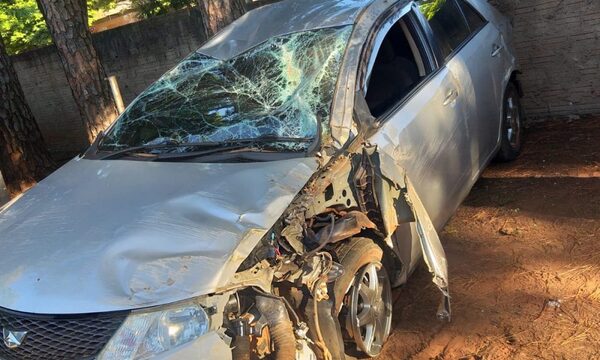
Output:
418 0 446 20
0 0 118 55
131 0 195 19
0 0 49 54
88 0 120 24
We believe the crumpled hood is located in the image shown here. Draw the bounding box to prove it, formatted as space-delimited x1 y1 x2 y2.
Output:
0 157 317 314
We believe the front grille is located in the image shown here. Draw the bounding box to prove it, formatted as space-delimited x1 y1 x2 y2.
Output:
0 306 128 360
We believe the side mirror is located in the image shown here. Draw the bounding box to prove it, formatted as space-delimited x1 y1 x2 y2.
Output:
353 91 379 136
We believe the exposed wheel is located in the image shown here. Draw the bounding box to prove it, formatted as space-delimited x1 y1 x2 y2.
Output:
334 238 392 358
495 82 523 162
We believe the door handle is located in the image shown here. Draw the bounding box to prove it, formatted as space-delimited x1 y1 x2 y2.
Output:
491 44 503 57
443 89 458 106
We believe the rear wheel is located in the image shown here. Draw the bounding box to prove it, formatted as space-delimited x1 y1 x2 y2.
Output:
495 82 523 162
334 238 392 358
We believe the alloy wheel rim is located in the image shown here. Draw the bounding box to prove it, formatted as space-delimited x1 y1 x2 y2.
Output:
347 263 392 357
506 94 521 149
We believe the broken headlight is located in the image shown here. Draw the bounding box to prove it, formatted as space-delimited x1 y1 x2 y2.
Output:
97 300 210 359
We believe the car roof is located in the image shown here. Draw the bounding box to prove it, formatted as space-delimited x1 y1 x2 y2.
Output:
199 0 376 59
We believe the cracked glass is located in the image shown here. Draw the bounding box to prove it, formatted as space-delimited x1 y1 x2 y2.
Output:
100 26 353 152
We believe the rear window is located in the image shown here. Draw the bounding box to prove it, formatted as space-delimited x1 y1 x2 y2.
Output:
417 0 471 59
458 0 487 32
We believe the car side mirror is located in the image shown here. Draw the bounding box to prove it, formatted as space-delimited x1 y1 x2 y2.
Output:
353 91 379 136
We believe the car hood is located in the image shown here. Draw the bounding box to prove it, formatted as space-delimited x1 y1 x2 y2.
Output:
0 157 317 314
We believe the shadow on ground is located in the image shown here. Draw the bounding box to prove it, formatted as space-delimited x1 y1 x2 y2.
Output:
379 118 600 359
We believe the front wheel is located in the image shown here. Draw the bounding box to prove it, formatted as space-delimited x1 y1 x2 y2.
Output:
495 82 523 162
334 238 393 358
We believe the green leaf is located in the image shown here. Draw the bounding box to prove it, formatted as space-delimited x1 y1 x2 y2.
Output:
0 0 119 54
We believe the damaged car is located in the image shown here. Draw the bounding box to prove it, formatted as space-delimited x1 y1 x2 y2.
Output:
0 0 521 359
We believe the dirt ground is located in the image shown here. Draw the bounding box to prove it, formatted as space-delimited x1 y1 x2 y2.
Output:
380 118 600 360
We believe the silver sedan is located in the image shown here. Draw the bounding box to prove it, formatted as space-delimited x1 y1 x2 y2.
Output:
0 0 521 359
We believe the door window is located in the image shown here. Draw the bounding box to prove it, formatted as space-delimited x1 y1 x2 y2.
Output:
458 0 487 32
417 0 471 59
365 15 431 117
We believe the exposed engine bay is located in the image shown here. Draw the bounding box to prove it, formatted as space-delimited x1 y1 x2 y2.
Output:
210 137 451 359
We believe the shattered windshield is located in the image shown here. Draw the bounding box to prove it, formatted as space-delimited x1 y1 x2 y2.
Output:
99 26 352 152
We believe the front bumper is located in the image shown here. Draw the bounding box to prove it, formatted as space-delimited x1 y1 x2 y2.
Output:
153 332 232 360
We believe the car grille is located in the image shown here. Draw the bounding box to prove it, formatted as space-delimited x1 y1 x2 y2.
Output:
0 306 128 360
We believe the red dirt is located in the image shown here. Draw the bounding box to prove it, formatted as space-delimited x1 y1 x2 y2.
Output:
380 118 600 359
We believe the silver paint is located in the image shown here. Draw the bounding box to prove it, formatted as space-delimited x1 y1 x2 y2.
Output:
356 0 516 297
0 157 317 314
199 0 373 60
0 0 516 327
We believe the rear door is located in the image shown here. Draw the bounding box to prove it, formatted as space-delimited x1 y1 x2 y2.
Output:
416 0 499 187
456 0 504 171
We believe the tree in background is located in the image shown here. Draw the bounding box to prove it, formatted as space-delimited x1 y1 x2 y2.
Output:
2 0 256 54
0 0 49 55
0 0 117 55
197 0 246 37
0 36 55 196
131 0 248 36
37 0 119 143
132 0 196 19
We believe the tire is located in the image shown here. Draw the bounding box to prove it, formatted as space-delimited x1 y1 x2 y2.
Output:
333 238 392 358
495 82 524 162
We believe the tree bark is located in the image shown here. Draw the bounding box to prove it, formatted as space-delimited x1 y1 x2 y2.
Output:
0 36 55 196
37 0 118 144
197 0 247 38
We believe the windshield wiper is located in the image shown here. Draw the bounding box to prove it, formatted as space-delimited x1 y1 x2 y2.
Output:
154 137 314 161
97 136 313 161
97 141 208 160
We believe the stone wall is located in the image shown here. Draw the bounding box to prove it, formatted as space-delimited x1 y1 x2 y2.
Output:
11 8 206 158
10 2 600 158
490 0 600 118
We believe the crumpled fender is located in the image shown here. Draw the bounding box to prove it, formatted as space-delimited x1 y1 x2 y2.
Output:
375 150 451 320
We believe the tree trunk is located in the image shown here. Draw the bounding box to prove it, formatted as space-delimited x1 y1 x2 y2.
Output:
37 0 118 143
198 0 247 38
0 36 55 196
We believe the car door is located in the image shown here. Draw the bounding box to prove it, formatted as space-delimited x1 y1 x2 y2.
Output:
415 0 493 192
455 0 505 171
417 0 503 181
364 6 473 230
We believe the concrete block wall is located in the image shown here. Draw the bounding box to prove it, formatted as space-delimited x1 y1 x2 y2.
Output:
10 2 600 158
11 8 206 158
490 0 600 118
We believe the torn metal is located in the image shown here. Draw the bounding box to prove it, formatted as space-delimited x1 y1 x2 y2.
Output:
280 139 452 320
0 0 507 358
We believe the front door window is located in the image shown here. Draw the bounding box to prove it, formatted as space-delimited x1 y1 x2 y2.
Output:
365 14 432 117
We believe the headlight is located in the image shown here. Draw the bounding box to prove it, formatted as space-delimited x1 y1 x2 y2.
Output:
98 301 210 359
